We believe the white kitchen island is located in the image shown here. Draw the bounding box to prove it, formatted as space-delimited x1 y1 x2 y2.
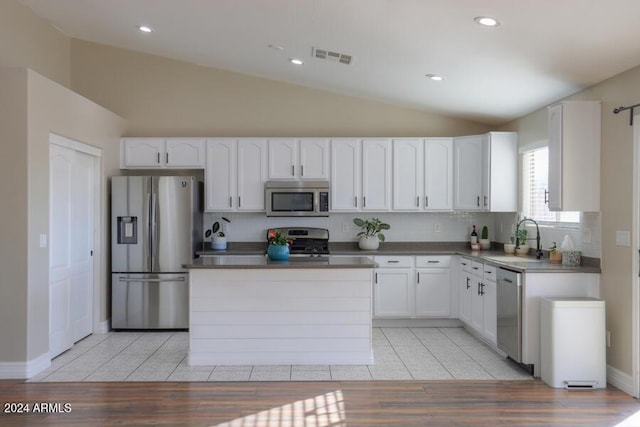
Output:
185 256 376 366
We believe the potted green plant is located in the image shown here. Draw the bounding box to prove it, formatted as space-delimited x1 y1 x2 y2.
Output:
515 228 529 256
267 230 292 260
205 217 231 250
549 242 562 264
504 236 516 254
479 225 490 250
353 217 390 250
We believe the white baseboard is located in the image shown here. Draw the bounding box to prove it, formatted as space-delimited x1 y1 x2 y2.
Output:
94 318 110 334
373 318 463 328
0 353 51 379
607 364 635 396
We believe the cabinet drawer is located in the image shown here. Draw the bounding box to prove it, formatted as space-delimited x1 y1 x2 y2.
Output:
459 257 473 272
374 256 414 268
483 264 497 282
416 256 450 268
470 261 483 276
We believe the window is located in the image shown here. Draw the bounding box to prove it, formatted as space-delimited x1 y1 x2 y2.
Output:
521 146 579 225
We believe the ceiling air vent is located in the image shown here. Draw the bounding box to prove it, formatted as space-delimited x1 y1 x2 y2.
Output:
312 47 353 65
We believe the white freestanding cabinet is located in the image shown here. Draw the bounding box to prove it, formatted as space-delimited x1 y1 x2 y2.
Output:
121 138 206 169
393 138 453 211
453 132 517 212
547 101 601 212
330 139 391 212
267 138 330 180
205 138 267 212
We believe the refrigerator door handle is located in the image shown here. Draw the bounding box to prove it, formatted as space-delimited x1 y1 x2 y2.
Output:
150 192 158 271
144 189 152 271
118 277 185 283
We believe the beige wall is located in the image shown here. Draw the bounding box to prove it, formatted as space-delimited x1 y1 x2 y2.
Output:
0 0 70 87
502 65 640 375
0 69 29 361
70 40 491 137
0 68 125 364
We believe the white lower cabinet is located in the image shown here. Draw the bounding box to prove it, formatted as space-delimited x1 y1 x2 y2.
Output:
415 256 451 317
459 257 497 345
373 256 452 319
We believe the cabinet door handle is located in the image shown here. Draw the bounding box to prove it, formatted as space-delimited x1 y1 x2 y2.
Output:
157 152 161 164
166 152 169 164
375 273 378 283
476 196 480 207
417 272 420 284
472 266 479 270
300 165 304 177
291 165 295 176
544 189 549 204
477 282 482 295
354 196 358 208
238 196 241 208
428 260 440 264
425 196 429 207
363 196 366 208
229 196 232 208
416 196 420 207
466 277 470 289
484 195 488 208
386 260 400 264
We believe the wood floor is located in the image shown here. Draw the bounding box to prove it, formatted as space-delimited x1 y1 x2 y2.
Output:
1 380 639 426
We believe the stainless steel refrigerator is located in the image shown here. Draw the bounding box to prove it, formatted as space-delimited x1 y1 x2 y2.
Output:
111 176 202 329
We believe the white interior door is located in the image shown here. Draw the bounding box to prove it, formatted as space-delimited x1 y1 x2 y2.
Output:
49 142 95 358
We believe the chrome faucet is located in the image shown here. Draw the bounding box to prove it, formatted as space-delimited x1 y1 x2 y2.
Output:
516 218 544 259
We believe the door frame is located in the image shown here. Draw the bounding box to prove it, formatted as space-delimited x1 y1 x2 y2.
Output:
633 115 640 398
49 133 103 336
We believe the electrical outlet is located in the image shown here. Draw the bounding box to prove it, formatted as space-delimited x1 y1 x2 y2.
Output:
434 223 441 233
607 331 611 347
583 228 592 244
342 223 349 233
39 234 47 248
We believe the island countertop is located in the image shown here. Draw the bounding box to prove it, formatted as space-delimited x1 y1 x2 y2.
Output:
184 255 376 269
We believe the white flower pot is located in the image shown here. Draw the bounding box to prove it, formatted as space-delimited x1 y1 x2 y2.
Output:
211 235 227 251
515 245 530 256
504 243 516 254
479 239 491 250
358 235 380 251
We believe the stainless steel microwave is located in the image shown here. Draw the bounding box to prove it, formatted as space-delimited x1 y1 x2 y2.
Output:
265 181 330 217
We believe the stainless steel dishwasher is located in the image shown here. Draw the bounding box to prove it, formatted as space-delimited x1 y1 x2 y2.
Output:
497 267 523 363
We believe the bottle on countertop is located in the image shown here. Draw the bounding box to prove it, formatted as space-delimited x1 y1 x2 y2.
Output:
470 225 478 244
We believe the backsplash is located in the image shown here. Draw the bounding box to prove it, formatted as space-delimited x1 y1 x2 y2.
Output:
203 211 601 258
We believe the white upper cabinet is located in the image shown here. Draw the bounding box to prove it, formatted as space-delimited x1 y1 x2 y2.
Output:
453 135 484 210
453 132 517 212
483 132 518 212
330 139 361 211
361 139 392 211
393 138 453 211
547 101 601 212
330 138 391 212
121 138 205 169
267 138 329 180
205 138 267 212
393 139 424 211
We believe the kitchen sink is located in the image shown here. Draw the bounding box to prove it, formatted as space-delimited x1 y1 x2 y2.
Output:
484 255 543 263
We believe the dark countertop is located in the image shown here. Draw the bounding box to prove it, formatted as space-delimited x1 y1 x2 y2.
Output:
185 255 376 269
195 241 600 273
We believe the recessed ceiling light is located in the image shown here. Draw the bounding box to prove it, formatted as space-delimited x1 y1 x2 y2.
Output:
474 16 500 27
137 25 152 33
425 74 445 81
289 58 304 66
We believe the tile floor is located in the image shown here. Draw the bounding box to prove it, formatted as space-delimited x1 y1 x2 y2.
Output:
29 327 532 382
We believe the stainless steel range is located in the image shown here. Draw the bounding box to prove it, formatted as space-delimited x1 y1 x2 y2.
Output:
266 227 329 255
